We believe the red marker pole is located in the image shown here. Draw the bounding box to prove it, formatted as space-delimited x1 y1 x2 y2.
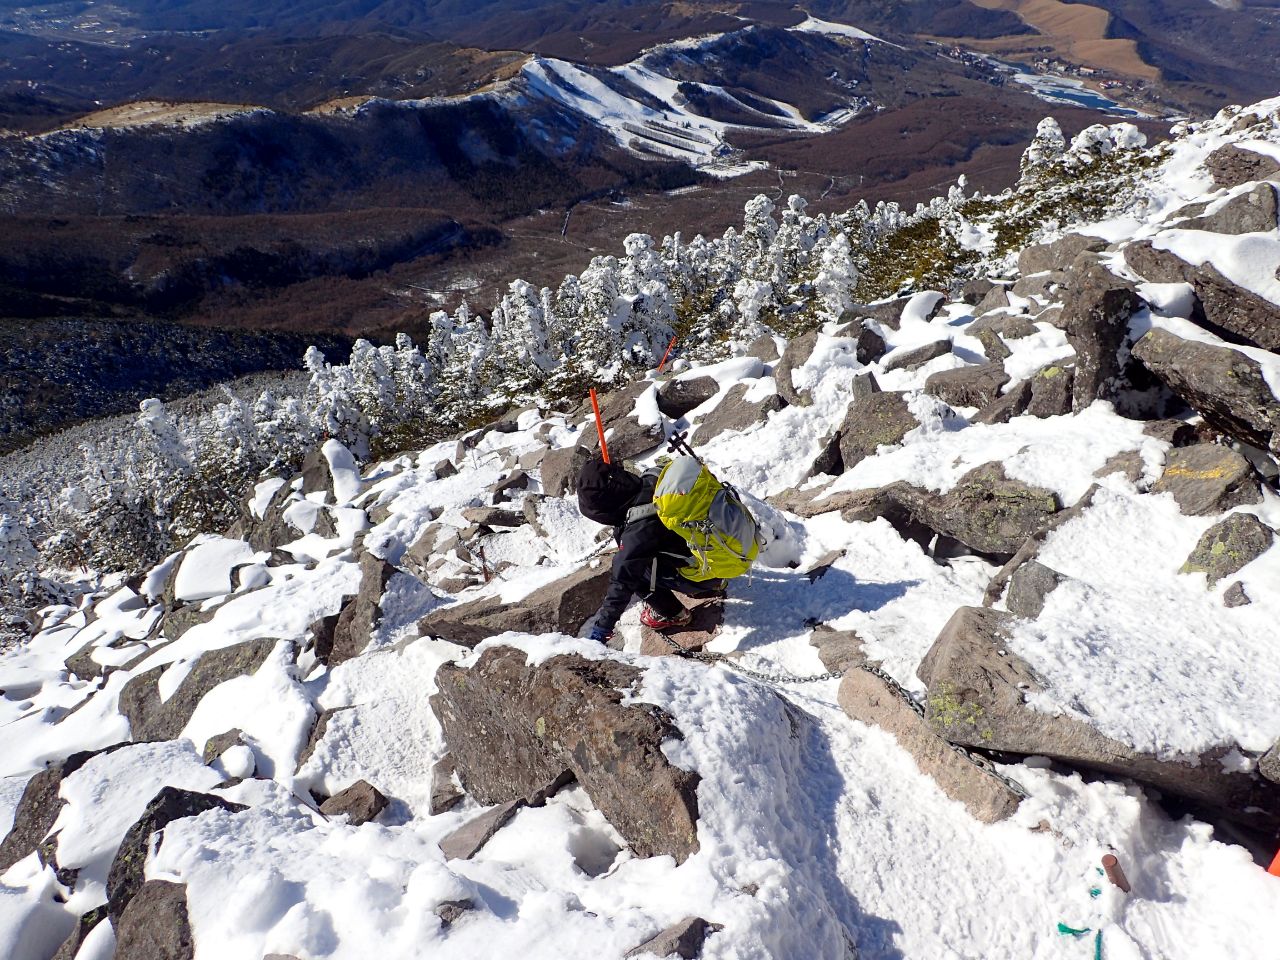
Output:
657 336 678 373
590 388 610 464
1269 847 1280 877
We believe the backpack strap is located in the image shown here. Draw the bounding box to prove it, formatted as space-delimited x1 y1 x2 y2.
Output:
625 502 658 525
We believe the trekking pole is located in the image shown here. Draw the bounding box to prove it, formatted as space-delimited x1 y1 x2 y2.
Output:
589 388 610 464
665 429 701 463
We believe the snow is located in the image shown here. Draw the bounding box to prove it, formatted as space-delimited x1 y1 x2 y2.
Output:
517 33 839 172
181 640 315 783
322 439 363 505
51 741 223 908
1011 488 1280 757
520 57 736 167
790 15 894 46
250 478 287 519
173 536 259 603
1152 229 1280 304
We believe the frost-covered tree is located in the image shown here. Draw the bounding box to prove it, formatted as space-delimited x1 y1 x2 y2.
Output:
488 279 559 397
773 195 819 291
306 344 372 457
1021 117 1068 179
427 302 491 425
813 232 859 319
616 234 677 367
573 255 627 381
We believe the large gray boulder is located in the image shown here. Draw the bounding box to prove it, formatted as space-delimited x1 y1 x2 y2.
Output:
1010 270 1064 300
243 481 298 552
323 552 396 667
657 377 719 419
583 416 666 462
319 780 388 825
844 296 919 331
836 392 918 469
1124 242 1280 351
911 463 1060 558
838 669 1022 823
923 363 1010 409
1204 143 1280 190
417 561 610 647
1005 560 1064 619
0 747 127 872
746 335 780 363
540 444 591 498
1025 364 1075 418
968 313 1038 341
113 880 195 960
783 465 1059 560
1058 259 1141 410
854 325 888 365
782 482 935 552
120 639 280 742
774 330 820 407
1018 233 1107 276
625 917 721 959
1179 182 1278 235
1150 444 1262 516
972 325 1011 362
975 285 1011 314
107 787 246 925
692 383 785 444
972 380 1032 425
959 278 995 305
982 486 1101 607
918 607 1280 824
883 340 952 373
580 380 667 461
807 625 868 674
1131 329 1280 450
1180 513 1274 585
431 646 701 862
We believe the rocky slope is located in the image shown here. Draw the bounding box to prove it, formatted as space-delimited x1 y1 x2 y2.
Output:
1 99 1279 959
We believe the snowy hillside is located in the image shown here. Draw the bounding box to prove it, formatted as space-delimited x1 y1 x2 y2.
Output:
3 99 1280 960
513 21 888 173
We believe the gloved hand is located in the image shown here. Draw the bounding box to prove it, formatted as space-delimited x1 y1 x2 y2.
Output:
588 625 613 644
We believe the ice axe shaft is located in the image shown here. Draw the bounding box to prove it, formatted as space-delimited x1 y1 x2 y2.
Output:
590 388 610 464
657 336 678 373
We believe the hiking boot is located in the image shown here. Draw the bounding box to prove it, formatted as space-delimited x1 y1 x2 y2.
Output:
640 604 692 630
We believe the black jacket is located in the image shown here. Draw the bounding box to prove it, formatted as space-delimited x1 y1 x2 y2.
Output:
593 473 692 633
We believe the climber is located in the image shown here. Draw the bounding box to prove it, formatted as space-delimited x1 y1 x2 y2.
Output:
577 457 723 643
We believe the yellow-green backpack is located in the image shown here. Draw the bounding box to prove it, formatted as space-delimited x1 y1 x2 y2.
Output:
651 456 760 582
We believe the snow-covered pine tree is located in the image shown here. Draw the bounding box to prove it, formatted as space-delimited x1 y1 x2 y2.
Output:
616 233 678 368
306 344 373 458
812 232 859 320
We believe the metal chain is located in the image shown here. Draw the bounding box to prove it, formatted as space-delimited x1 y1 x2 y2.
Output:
653 632 1030 799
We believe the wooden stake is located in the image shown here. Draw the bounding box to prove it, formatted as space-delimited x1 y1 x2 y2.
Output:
589 388 610 464
1101 854 1130 893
